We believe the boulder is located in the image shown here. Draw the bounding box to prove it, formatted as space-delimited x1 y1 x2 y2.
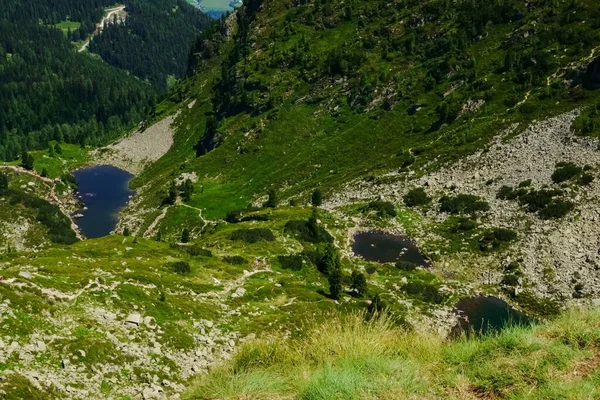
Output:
125 313 142 326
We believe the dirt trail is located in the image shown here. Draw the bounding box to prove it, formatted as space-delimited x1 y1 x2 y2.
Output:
79 5 126 53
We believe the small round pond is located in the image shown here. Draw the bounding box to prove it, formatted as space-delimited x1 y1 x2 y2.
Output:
352 231 429 266
453 296 532 336
73 165 135 238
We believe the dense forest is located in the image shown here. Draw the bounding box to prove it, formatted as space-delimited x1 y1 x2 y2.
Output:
89 0 212 90
0 0 211 161
0 19 155 161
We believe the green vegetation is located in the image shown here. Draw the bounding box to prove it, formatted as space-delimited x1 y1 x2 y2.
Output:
185 308 600 399
439 194 489 215
230 228 276 243
551 162 584 184
361 201 397 218
403 187 432 208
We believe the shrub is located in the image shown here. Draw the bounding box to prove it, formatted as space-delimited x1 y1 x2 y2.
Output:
439 194 489 214
172 261 191 274
278 255 304 271
403 188 432 207
362 200 397 217
395 261 417 272
551 162 582 183
497 185 517 200
284 218 333 244
579 173 594 186
223 255 247 265
0 172 8 195
186 245 213 257
518 179 532 188
230 228 275 243
455 217 476 231
404 281 445 304
518 189 562 213
479 228 518 251
502 274 520 286
538 199 574 220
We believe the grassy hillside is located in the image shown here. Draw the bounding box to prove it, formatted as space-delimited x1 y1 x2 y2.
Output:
126 0 600 222
186 309 600 400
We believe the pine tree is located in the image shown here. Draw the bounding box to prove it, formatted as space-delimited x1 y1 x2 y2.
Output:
181 228 190 243
123 227 131 236
181 179 194 202
0 172 8 195
264 188 277 208
351 271 368 297
54 143 63 155
21 152 34 170
320 243 340 275
328 267 343 300
41 167 49 178
311 188 322 207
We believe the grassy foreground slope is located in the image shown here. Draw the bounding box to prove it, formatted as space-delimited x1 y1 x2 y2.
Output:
186 309 600 400
127 0 600 223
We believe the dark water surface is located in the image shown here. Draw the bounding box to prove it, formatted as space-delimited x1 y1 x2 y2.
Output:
73 165 135 238
352 231 429 265
453 296 532 336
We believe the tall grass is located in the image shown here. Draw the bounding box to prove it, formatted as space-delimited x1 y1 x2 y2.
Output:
184 308 600 400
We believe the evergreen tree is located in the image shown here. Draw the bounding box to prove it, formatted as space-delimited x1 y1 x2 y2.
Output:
181 228 190 243
320 243 341 275
181 179 194 202
41 167 49 178
123 227 131 236
311 188 323 207
21 152 34 170
0 172 8 195
264 188 278 208
165 182 178 205
351 270 368 297
48 143 56 158
328 267 343 300
54 143 63 155
155 230 162 242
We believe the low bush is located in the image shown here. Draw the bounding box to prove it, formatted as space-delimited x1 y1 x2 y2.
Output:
230 228 276 243
395 261 417 272
439 194 489 214
479 228 518 251
497 185 517 200
361 200 397 218
185 245 213 257
223 255 247 265
404 281 445 304
284 220 333 244
171 261 191 274
551 162 582 184
403 188 431 207
538 199 574 220
278 255 304 271
579 173 594 186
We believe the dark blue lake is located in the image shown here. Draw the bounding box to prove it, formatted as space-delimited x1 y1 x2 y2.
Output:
453 296 532 337
73 165 135 238
352 231 430 266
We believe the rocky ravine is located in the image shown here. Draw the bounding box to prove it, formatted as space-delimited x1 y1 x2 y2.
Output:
91 115 177 175
327 110 600 302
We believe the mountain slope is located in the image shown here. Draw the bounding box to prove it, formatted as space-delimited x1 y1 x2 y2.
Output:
128 0 600 221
